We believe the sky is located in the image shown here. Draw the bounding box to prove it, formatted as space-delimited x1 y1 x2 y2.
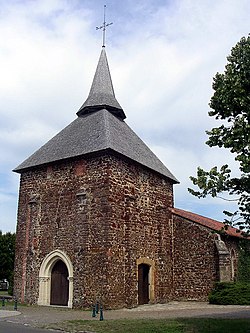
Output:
0 0 249 233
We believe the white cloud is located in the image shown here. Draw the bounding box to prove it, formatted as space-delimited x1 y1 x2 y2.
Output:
0 0 249 232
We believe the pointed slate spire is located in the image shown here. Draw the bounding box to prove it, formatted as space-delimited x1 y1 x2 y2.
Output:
77 47 126 120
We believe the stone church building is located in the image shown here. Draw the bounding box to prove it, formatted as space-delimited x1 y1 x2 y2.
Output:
14 47 243 309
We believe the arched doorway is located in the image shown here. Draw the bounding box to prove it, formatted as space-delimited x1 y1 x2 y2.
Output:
136 258 155 305
138 263 150 305
50 260 69 306
38 250 73 308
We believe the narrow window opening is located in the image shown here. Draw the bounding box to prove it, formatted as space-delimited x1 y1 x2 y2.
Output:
76 189 87 211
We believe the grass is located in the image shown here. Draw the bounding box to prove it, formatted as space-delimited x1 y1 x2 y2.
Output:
45 318 250 333
46 319 183 333
180 318 250 333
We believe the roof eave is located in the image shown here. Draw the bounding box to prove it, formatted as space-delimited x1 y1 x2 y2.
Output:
13 146 179 185
170 207 245 239
77 105 126 120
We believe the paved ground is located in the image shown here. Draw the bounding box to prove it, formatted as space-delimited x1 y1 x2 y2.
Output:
0 301 250 329
0 321 52 333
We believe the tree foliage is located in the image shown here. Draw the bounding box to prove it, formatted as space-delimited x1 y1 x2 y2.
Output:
238 239 250 282
0 231 16 294
189 35 250 233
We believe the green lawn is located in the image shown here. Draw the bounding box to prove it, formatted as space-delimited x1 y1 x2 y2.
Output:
45 318 250 333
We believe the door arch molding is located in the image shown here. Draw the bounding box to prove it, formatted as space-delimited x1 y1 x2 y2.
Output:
38 250 73 307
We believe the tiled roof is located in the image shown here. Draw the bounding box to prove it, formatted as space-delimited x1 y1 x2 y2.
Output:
171 207 245 238
14 109 178 182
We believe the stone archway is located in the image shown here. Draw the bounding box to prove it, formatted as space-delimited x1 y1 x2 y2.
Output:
38 250 73 308
136 258 155 305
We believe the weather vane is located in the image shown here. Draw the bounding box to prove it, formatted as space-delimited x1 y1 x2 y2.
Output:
96 5 113 47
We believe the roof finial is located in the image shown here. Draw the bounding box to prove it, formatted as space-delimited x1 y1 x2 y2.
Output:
96 5 113 47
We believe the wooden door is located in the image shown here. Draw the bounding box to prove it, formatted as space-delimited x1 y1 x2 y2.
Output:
138 264 150 305
50 260 69 306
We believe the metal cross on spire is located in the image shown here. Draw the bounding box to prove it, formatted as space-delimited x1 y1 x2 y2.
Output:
96 5 113 47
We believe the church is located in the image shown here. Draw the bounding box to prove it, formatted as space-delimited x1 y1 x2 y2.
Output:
13 46 243 309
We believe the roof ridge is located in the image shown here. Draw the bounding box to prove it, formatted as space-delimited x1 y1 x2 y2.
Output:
103 109 111 148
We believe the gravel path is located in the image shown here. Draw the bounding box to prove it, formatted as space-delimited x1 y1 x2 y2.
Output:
0 302 250 328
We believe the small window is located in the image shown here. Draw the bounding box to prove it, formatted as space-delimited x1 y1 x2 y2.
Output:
76 189 87 211
28 194 39 205
77 192 87 205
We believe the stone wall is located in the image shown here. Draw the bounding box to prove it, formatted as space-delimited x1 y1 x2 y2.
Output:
14 149 242 308
172 215 219 300
172 215 240 301
222 236 240 281
14 151 174 309
104 154 174 307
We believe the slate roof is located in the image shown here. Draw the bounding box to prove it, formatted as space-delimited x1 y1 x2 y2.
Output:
14 109 178 182
171 207 245 238
14 47 178 183
77 47 126 120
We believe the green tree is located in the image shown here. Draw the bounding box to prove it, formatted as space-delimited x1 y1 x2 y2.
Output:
0 231 16 294
238 239 250 282
189 35 250 234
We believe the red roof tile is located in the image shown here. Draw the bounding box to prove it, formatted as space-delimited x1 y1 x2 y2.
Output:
170 207 247 239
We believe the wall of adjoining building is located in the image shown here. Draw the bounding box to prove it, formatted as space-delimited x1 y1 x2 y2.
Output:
172 215 240 301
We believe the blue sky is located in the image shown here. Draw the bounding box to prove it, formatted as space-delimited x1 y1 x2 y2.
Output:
0 0 249 233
